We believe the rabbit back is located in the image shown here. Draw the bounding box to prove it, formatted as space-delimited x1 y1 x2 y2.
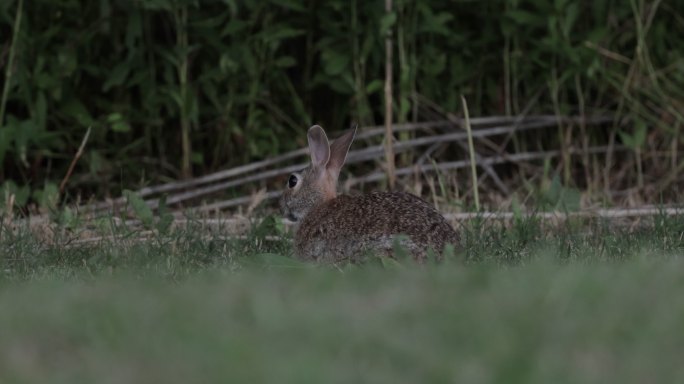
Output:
294 191 459 263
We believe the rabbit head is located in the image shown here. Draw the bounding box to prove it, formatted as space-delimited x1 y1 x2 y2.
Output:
280 125 356 223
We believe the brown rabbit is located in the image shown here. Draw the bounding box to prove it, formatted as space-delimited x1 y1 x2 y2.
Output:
280 125 459 263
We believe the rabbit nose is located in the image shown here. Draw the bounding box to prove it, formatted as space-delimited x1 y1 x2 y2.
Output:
280 202 297 222
284 206 298 222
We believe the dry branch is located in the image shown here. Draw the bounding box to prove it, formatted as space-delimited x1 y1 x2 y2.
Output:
77 116 613 215
180 145 627 214
88 116 611 212
189 190 284 214
30 206 684 249
144 119 602 209
60 127 91 195
350 145 627 187
444 206 684 221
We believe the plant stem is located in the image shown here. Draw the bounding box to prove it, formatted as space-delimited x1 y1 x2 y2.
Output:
462 96 480 211
672 121 680 173
176 6 191 178
575 74 591 191
59 127 91 195
383 0 395 189
503 35 511 116
396 1 412 166
0 0 23 129
350 0 370 125
636 146 643 189
550 67 570 185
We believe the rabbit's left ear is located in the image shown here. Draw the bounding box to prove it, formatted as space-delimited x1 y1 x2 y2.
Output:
307 125 330 169
327 125 357 179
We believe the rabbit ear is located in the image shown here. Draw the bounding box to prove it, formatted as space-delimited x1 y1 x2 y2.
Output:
327 125 357 179
307 125 330 169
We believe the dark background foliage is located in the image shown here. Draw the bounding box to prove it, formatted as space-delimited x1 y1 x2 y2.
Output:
1 0 682 208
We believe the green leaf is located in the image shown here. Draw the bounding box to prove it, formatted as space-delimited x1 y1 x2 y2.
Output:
125 10 143 52
34 92 47 131
103 62 131 91
155 47 180 68
220 19 248 36
1 181 30 210
140 0 174 11
563 2 579 37
365 79 383 94
271 0 306 12
507 10 545 26
421 11 453 35
57 50 78 77
391 235 412 262
32 183 60 211
321 49 350 76
399 98 411 119
62 99 95 127
156 195 173 235
421 51 446 76
191 151 204 164
108 113 131 133
88 150 104 174
618 130 635 149
379 12 396 35
633 120 647 148
57 207 81 229
12 119 38 167
554 0 571 11
219 53 239 74
262 26 304 43
274 56 297 68
123 190 154 228
0 118 15 165
511 196 524 222
442 243 456 261
379 256 404 270
541 175 581 211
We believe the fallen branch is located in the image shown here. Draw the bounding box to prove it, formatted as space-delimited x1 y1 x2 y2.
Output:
185 145 627 213
140 118 613 209
350 145 628 187
190 190 284 214
60 126 92 195
86 115 613 212
444 206 684 221
12 205 683 247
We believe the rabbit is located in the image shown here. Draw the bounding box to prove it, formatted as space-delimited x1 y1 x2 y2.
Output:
279 125 459 263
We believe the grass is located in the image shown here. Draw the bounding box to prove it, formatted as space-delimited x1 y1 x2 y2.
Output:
1 214 684 383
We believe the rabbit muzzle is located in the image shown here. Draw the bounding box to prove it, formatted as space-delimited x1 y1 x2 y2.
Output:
279 198 300 223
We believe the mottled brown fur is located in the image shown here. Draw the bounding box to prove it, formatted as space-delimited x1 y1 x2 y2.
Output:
294 192 459 263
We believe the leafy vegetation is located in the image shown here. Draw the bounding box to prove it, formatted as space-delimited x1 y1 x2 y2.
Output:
1 0 682 208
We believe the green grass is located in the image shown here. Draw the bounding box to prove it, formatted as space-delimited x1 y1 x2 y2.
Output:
1 215 683 383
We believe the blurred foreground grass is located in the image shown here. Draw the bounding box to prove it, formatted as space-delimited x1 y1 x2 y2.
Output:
1 215 683 383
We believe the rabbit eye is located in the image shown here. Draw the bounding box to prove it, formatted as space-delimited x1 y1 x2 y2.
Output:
288 174 299 188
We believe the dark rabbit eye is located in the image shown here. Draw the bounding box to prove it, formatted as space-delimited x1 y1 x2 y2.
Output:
288 174 298 188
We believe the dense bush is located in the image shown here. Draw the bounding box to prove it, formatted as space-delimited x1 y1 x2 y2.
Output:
0 0 682 204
